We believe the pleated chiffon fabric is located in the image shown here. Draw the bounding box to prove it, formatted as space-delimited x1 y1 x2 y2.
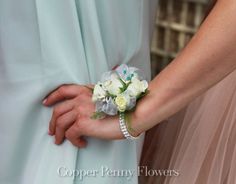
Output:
0 1 158 184
140 69 236 184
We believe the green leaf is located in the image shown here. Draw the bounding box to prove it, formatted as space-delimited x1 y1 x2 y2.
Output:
137 89 150 100
119 78 127 86
90 112 106 120
107 92 116 98
119 78 128 90
119 86 127 93
124 112 137 134
83 85 94 93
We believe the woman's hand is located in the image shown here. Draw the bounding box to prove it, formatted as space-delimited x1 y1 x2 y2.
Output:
43 84 124 148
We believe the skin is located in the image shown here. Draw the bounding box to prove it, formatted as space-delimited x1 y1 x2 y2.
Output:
44 85 123 147
43 0 236 148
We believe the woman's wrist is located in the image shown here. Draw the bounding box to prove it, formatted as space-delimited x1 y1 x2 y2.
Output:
127 111 145 137
128 86 159 136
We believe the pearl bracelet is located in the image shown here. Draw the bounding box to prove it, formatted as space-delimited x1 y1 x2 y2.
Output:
119 113 139 140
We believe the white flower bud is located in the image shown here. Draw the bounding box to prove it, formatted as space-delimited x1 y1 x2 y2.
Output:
115 94 130 112
92 83 107 102
126 78 148 97
103 75 124 96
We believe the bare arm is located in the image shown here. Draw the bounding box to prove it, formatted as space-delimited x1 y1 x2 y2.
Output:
131 0 236 134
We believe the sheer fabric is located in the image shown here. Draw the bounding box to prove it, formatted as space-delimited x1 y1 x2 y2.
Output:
140 69 236 184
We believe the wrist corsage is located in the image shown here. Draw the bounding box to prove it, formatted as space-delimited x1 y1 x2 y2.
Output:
91 64 149 139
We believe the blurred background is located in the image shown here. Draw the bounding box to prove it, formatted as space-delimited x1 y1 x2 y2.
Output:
151 0 210 77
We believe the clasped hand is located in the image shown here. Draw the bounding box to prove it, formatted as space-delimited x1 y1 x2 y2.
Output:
43 84 124 148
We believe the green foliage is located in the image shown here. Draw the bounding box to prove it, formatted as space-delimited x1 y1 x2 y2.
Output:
124 113 137 134
91 112 106 120
84 85 94 93
118 78 128 93
137 89 149 100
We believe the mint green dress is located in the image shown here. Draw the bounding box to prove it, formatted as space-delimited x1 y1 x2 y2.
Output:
0 0 158 183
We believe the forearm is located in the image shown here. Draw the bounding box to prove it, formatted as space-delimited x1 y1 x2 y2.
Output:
132 0 236 134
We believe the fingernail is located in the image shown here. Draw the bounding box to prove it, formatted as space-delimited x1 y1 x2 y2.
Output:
48 130 52 135
42 98 47 105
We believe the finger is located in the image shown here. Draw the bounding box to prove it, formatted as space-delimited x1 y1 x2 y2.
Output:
68 137 87 148
54 110 78 145
43 84 85 106
49 100 74 135
112 65 118 70
65 123 87 148
76 137 87 148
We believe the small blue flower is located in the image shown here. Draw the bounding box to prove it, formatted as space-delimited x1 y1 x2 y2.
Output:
115 64 140 82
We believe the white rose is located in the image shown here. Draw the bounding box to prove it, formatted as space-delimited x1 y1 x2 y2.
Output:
126 78 148 97
115 94 130 112
92 83 107 102
103 75 124 96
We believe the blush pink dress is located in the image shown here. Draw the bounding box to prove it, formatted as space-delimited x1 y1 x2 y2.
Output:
140 69 236 184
